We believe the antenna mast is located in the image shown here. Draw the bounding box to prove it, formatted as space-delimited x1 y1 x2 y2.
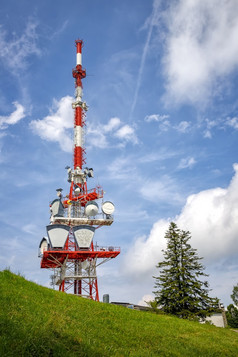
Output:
72 39 86 170
39 39 120 301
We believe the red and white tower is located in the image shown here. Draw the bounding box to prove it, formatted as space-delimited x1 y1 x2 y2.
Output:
39 39 120 301
72 39 86 171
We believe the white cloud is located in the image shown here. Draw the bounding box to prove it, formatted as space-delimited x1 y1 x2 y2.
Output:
201 117 222 138
175 121 191 133
0 102 25 129
30 96 73 152
145 113 171 132
203 130 212 139
114 124 138 144
159 120 170 132
124 164 238 281
178 157 196 169
226 117 238 130
201 116 238 138
161 0 238 106
144 112 238 138
87 118 138 148
137 294 154 306
31 105 138 152
104 117 121 132
123 219 168 278
145 114 169 122
0 19 40 72
145 115 192 134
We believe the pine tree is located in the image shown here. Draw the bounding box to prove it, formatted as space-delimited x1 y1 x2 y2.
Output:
153 222 218 319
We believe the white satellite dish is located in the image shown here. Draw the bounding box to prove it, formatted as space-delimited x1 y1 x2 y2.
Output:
74 187 81 196
102 201 115 215
85 201 99 216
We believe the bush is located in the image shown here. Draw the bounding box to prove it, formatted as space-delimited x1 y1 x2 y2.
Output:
226 304 238 328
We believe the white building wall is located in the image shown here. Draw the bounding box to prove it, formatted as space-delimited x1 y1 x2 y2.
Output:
205 313 225 328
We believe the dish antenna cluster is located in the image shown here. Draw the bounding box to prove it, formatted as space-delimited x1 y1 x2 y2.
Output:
39 40 120 301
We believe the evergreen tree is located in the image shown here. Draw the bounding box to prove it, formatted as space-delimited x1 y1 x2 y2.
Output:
153 222 218 319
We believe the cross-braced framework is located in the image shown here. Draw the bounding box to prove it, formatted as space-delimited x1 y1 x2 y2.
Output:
39 39 120 301
40 233 120 300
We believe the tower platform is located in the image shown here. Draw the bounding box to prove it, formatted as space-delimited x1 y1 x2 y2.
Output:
41 246 120 268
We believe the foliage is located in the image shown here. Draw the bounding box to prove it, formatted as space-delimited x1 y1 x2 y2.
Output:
231 283 238 306
1 269 238 356
153 222 218 319
226 283 238 328
146 299 161 314
226 304 238 328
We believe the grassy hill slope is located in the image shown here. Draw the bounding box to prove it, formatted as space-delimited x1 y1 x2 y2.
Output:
0 270 238 357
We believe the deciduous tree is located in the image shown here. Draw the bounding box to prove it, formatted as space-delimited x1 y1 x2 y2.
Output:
226 283 238 327
231 284 238 306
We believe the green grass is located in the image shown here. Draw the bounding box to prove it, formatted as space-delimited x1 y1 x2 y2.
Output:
0 270 238 356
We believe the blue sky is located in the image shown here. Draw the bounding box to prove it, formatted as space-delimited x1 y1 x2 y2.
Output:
1 0 238 306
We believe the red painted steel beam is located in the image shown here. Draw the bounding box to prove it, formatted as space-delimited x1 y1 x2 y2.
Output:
41 249 120 268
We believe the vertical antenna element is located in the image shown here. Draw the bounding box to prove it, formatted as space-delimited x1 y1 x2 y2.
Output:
72 39 87 170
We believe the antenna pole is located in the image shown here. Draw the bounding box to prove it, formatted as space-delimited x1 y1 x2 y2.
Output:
72 39 86 170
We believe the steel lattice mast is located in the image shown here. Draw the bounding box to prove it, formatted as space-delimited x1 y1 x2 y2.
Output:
72 40 86 171
39 40 120 301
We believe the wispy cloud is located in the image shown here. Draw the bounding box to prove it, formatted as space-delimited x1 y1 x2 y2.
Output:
145 114 169 122
226 116 238 130
104 117 121 132
49 20 69 40
145 113 171 131
0 102 25 129
139 175 184 204
202 115 238 138
0 18 41 73
107 155 138 181
145 113 192 134
87 118 138 149
175 121 191 133
138 148 179 164
130 0 160 118
178 157 196 169
145 111 238 138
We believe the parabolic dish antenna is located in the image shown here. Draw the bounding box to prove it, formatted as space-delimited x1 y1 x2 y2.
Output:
102 201 115 215
85 201 99 216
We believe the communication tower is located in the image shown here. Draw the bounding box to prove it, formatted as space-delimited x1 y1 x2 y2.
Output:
39 39 120 301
